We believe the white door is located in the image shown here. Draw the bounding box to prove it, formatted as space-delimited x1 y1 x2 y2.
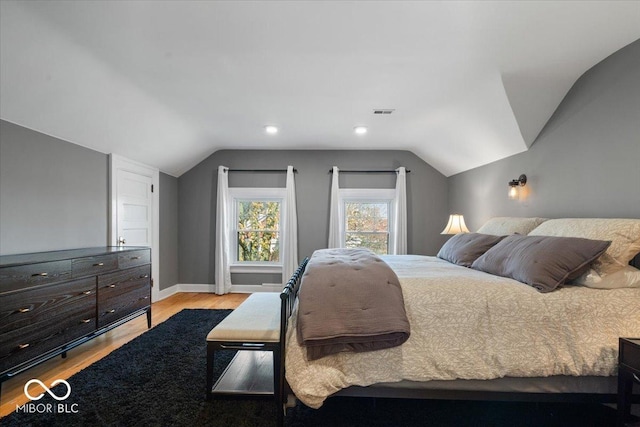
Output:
109 154 160 302
117 171 153 247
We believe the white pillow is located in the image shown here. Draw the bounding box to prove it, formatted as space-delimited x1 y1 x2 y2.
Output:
529 218 640 275
476 217 548 236
572 265 640 289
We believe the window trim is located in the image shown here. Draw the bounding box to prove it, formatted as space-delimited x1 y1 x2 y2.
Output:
227 187 286 272
338 188 396 254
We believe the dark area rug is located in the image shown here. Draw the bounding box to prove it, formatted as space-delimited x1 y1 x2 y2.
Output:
1 309 619 426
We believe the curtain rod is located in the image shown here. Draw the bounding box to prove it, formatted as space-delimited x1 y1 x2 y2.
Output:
328 169 410 174
225 168 297 173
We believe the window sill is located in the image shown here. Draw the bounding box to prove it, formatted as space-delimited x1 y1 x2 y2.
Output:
230 264 283 274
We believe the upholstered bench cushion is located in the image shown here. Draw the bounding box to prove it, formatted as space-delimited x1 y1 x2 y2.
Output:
206 293 281 343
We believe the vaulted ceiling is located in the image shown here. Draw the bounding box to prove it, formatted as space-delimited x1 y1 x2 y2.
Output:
1 1 639 177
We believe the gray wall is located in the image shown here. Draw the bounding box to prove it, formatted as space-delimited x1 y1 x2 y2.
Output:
178 150 449 285
0 119 180 291
0 120 108 255
449 40 640 231
159 172 179 290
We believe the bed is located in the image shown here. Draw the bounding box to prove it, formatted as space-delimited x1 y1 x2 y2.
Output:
280 218 640 410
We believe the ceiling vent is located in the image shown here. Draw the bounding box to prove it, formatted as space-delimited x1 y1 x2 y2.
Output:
373 109 395 115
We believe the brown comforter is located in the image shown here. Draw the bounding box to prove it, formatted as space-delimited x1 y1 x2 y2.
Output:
296 248 410 360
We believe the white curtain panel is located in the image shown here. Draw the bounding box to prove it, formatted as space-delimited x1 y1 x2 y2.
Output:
327 166 342 248
392 166 408 255
214 165 232 295
283 165 299 283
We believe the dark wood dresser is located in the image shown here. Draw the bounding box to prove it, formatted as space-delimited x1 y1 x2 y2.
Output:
0 247 152 385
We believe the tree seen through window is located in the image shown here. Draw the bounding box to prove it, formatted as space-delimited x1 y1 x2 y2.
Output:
236 200 280 262
345 201 389 254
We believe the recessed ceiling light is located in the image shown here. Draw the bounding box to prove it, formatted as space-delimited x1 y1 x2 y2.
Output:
354 126 368 135
264 125 278 134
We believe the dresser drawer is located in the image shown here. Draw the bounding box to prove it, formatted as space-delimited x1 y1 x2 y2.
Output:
72 254 118 278
118 249 150 270
98 265 151 292
0 278 96 372
620 338 640 373
0 277 96 333
0 260 72 294
98 285 150 328
97 265 151 328
0 314 96 373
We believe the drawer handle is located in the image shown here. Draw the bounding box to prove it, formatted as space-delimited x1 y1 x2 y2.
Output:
80 319 92 324
139 275 149 279
131 256 141 260
93 262 105 267
634 373 640 384
17 307 31 313
32 272 48 277
18 343 30 350
107 309 116 314
82 290 92 295
109 284 117 288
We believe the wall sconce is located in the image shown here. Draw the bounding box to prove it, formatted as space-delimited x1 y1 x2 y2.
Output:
508 174 527 200
441 214 470 235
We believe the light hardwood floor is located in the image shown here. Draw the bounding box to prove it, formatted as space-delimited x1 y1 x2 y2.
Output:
0 292 248 418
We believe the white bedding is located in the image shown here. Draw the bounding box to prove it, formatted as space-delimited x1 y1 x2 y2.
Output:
285 255 640 408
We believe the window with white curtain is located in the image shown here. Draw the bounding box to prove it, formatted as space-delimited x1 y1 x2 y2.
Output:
227 187 286 273
339 188 396 255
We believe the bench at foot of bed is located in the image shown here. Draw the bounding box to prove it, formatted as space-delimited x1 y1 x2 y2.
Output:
206 293 282 422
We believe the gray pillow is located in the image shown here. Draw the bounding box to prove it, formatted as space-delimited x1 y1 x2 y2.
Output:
471 234 611 292
437 233 506 267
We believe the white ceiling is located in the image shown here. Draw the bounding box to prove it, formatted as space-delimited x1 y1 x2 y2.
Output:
1 1 639 177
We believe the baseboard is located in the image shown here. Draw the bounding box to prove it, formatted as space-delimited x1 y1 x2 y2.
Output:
157 284 180 301
156 283 281 300
230 283 282 293
179 283 217 293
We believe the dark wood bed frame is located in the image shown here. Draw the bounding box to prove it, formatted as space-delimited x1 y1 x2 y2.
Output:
277 254 640 419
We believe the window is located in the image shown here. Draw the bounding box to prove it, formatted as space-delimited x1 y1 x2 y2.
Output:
228 188 285 272
236 200 280 262
345 201 390 254
340 189 395 255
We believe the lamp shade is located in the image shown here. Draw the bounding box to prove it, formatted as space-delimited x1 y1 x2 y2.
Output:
508 185 519 200
441 214 470 234
508 174 527 200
